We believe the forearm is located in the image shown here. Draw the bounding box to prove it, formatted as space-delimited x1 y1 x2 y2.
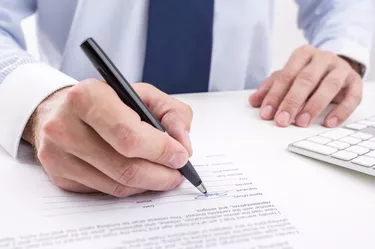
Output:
296 0 375 73
0 2 78 157
0 31 38 77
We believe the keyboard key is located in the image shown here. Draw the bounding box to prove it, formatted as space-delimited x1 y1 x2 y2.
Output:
351 132 373 140
319 128 354 140
357 120 375 126
345 123 367 130
352 156 375 167
332 151 358 161
367 117 375 122
345 145 370 155
365 151 375 159
358 141 375 150
307 136 331 144
327 141 350 150
292 141 338 155
339 136 361 145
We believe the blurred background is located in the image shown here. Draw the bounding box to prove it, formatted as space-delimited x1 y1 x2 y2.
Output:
21 1 375 82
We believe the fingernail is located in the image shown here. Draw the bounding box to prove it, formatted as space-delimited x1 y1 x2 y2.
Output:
261 105 274 119
276 111 291 126
169 152 188 169
297 113 311 127
327 117 339 128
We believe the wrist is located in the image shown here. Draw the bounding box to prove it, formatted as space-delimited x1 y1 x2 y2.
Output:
22 112 36 145
22 86 72 146
339 55 366 77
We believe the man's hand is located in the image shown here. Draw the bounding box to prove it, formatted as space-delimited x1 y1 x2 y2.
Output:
23 80 193 197
249 45 363 128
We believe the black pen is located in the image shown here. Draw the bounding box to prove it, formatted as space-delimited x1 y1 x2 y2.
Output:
80 38 207 194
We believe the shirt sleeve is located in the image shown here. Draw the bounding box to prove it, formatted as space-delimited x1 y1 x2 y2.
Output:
0 1 78 158
296 0 375 74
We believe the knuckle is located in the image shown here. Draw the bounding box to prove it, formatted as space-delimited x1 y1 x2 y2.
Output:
41 117 75 149
339 102 353 117
349 91 363 105
283 97 301 110
340 93 362 116
297 71 316 86
321 50 336 60
322 51 338 69
119 162 142 186
65 83 88 108
113 123 140 157
325 76 343 92
80 78 106 89
37 145 55 168
112 184 131 198
298 44 315 54
37 145 66 177
185 105 194 119
278 71 295 83
172 100 194 123
178 104 194 128
65 81 98 118
155 138 169 163
136 82 156 92
41 117 64 140
305 100 325 115
270 70 282 79
265 92 284 105
347 71 361 84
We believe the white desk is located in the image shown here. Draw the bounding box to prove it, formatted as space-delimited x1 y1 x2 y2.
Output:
2 83 375 248
177 82 375 249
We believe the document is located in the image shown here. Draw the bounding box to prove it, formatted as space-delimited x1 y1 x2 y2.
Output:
0 144 302 249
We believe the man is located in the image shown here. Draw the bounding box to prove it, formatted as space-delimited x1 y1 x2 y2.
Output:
0 1 373 197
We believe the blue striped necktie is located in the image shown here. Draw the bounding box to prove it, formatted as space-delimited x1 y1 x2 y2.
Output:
142 0 215 94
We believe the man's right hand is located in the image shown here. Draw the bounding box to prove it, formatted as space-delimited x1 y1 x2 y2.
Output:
23 79 194 197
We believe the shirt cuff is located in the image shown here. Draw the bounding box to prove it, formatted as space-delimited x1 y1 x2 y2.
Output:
0 63 78 158
316 38 371 77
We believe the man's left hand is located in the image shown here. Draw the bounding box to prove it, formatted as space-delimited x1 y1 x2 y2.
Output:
249 45 363 128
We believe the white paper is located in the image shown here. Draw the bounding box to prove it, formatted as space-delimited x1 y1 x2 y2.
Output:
0 143 302 249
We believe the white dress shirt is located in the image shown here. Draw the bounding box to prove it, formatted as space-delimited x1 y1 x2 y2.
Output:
0 0 374 157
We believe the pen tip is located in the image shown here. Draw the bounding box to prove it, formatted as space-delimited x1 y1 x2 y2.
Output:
197 183 208 195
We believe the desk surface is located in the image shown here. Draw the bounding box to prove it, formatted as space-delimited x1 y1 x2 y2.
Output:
177 82 375 249
2 83 375 248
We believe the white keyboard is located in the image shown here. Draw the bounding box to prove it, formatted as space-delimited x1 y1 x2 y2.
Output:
288 116 375 176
